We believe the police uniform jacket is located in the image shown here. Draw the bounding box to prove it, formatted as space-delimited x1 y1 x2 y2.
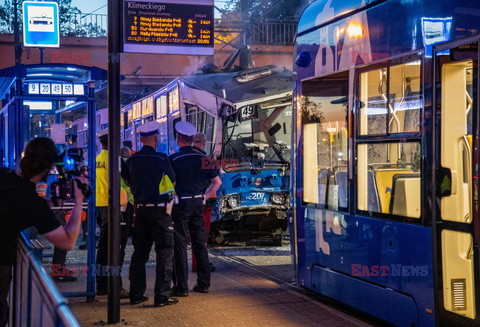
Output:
122 146 176 204
168 146 218 197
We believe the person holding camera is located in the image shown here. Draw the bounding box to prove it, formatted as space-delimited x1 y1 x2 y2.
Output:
0 137 87 327
95 129 129 298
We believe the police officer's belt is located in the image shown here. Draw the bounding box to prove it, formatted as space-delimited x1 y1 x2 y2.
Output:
135 203 166 208
179 195 204 200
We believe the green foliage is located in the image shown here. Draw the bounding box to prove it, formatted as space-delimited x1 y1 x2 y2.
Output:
225 0 306 21
0 0 106 37
301 96 325 124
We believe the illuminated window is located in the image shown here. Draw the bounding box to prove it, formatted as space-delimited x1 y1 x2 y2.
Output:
359 61 421 135
301 71 349 211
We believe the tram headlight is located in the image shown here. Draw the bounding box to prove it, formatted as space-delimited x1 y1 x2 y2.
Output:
227 195 240 209
271 193 285 205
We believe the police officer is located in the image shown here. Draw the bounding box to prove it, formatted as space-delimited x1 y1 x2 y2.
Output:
122 121 178 307
169 122 222 296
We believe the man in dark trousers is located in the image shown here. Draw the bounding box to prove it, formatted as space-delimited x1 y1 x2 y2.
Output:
169 122 222 296
122 121 179 307
0 137 87 326
95 129 129 298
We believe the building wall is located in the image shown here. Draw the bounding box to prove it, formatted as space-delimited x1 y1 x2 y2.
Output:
0 34 293 89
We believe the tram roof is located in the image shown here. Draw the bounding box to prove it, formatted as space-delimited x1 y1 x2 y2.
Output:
180 67 293 105
297 0 381 35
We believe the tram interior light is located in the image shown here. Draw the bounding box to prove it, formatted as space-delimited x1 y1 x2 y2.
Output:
23 101 53 110
347 21 364 38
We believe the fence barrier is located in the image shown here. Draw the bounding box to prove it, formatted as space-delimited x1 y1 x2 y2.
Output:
9 233 80 327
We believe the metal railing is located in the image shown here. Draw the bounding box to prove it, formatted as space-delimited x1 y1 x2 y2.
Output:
61 13 108 37
8 233 80 327
250 21 298 45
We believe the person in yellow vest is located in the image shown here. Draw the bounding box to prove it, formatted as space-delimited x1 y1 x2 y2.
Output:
95 129 129 298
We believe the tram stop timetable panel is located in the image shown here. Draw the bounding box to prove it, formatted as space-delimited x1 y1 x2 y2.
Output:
123 0 214 55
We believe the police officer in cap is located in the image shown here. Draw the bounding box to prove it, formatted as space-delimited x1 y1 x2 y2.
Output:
122 121 178 307
169 122 222 296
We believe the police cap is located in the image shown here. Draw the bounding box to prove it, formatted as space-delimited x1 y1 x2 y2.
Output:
137 121 161 137
175 121 197 137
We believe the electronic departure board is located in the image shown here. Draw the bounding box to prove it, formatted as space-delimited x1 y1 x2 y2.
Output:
123 0 214 55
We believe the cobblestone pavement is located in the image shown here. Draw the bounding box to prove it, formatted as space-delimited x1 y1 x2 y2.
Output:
44 239 377 327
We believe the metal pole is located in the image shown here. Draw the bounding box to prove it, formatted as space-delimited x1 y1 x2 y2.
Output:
239 0 251 70
107 0 121 323
86 84 97 303
13 0 22 66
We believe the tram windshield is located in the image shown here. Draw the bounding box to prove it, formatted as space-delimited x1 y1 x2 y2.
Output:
223 103 292 171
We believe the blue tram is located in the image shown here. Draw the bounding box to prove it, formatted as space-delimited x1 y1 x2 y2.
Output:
293 0 479 326
115 66 293 244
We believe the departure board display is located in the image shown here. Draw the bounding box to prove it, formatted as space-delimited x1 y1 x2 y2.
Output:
123 0 214 55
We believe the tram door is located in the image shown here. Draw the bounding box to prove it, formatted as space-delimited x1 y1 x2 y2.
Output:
435 41 479 325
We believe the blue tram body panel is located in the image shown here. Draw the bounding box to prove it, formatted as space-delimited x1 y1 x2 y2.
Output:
219 169 289 216
297 210 434 326
221 170 289 206
294 0 480 326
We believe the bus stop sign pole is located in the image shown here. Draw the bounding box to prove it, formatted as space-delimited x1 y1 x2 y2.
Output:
107 0 121 323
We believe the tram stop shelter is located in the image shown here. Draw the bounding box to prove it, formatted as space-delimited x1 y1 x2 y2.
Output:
0 63 107 300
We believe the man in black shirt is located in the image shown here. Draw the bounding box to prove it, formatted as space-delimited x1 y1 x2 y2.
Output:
169 122 221 296
122 121 179 307
0 137 86 327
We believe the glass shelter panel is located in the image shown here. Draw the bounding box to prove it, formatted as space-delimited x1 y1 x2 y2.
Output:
301 71 349 210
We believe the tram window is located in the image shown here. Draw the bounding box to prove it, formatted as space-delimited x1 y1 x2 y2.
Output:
157 117 168 154
301 71 349 211
359 61 421 135
156 95 168 119
169 87 179 111
357 142 421 219
204 113 215 155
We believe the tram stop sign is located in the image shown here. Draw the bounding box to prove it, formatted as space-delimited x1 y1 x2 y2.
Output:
23 1 60 48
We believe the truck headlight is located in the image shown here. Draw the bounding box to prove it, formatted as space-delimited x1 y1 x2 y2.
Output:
271 193 285 205
227 195 240 208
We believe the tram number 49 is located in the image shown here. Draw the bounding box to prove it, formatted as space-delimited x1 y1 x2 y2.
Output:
246 192 265 201
241 105 255 118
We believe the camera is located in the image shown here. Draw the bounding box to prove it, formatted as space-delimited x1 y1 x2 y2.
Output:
51 148 91 201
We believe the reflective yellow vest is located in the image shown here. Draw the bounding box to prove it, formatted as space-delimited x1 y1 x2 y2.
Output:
159 173 175 196
96 149 108 206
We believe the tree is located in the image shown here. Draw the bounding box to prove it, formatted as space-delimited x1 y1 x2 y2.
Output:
0 0 105 37
300 96 325 124
224 0 307 22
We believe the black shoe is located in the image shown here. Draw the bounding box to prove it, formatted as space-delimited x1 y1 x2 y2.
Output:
170 288 189 297
193 284 209 293
130 296 149 305
210 263 216 272
120 288 130 299
52 275 77 282
154 297 179 307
